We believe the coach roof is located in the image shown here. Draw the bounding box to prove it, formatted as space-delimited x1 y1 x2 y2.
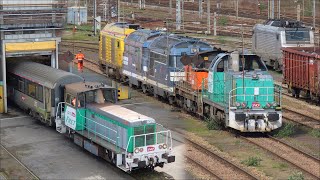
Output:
7 61 83 89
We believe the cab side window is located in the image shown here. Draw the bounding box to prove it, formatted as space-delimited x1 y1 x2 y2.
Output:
217 60 224 72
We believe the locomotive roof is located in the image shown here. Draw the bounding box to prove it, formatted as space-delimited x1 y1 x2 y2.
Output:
87 104 156 127
125 29 162 44
65 81 114 94
101 22 139 37
7 61 83 89
149 35 212 54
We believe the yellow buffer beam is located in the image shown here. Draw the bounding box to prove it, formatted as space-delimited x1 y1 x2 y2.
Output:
5 41 56 52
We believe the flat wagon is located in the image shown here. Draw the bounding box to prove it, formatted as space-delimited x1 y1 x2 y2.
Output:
282 47 320 101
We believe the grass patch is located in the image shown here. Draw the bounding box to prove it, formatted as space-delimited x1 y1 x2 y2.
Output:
309 129 320 138
205 117 224 130
274 123 296 138
288 171 304 180
218 16 228 26
272 162 289 171
241 156 262 167
62 30 99 41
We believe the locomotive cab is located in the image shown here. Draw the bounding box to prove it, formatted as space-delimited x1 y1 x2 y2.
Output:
206 51 282 132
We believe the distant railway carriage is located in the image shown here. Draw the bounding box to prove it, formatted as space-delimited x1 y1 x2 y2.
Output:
7 62 83 125
252 19 315 71
99 22 139 79
8 61 175 172
282 47 320 101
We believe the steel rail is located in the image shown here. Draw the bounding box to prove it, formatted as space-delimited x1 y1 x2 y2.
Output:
0 143 40 180
242 136 320 179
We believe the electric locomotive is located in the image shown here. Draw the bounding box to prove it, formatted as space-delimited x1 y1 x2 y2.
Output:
252 19 315 71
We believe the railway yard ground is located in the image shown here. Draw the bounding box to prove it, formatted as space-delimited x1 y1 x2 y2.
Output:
1 1 320 179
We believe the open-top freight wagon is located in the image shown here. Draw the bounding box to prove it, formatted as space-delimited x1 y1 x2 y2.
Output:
282 47 320 102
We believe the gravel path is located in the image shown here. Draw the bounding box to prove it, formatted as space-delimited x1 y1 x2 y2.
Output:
246 137 320 179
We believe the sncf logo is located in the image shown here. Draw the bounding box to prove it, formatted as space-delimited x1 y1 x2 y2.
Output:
147 146 155 152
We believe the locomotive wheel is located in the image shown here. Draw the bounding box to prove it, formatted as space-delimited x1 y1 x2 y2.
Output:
142 85 147 94
168 96 174 105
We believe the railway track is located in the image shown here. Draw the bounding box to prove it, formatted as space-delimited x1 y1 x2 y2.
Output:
185 138 258 180
243 135 320 179
282 107 320 129
0 143 39 180
185 157 220 180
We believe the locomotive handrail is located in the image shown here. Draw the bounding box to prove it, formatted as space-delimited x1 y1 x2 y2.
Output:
228 86 282 109
77 110 119 145
55 102 120 147
125 125 173 157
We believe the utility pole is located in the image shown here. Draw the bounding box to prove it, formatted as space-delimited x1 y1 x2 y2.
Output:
176 0 181 30
94 0 97 36
103 0 107 22
297 4 301 21
170 0 172 14
271 0 274 19
207 0 211 34
268 0 270 19
302 0 305 20
313 0 316 28
214 12 217 36
182 0 184 30
199 0 202 19
278 0 280 19
236 0 238 19
118 0 121 22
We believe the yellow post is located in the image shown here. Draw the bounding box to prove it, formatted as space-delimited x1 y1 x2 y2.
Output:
0 82 4 113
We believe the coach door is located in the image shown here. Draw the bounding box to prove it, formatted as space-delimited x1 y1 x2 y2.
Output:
45 87 51 112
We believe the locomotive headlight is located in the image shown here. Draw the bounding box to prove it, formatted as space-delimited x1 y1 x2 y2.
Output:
235 102 241 107
139 148 144 152
266 103 272 108
158 144 163 149
134 148 140 154
128 153 133 159
272 102 278 107
163 144 167 149
241 102 247 108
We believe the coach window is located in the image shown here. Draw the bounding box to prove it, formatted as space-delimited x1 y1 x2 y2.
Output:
36 85 43 102
27 82 36 98
18 79 25 93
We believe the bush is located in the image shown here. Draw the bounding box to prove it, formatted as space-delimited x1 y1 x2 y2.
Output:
205 117 223 130
288 171 304 180
241 156 262 167
275 123 296 138
218 16 228 26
